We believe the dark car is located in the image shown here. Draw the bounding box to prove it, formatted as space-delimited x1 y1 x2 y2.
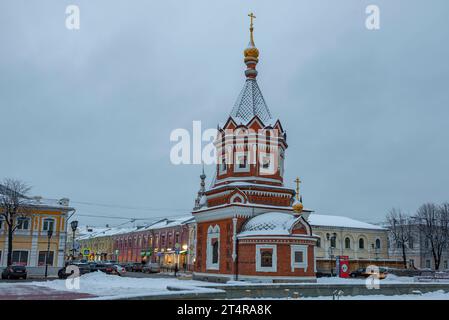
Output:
142 263 160 274
350 267 387 279
94 263 115 274
131 263 144 272
1 266 27 280
124 262 143 272
58 263 90 279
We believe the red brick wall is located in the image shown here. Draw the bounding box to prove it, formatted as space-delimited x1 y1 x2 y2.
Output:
237 242 315 277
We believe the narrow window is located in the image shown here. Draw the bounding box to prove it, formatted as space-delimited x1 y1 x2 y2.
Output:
359 238 365 249
212 240 219 264
345 237 351 249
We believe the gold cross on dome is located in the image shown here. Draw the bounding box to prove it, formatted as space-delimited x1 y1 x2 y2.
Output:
248 12 256 28
294 177 302 199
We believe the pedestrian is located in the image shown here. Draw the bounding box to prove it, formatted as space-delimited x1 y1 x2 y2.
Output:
174 263 178 277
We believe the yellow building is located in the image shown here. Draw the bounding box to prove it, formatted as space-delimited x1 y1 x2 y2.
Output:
0 196 74 276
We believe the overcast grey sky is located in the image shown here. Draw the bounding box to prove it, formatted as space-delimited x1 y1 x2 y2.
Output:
1 0 448 227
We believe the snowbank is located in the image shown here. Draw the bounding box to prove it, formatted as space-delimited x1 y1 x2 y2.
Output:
26 271 218 299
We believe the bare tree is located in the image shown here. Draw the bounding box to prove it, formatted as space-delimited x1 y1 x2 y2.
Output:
0 178 32 266
413 203 449 270
386 208 412 268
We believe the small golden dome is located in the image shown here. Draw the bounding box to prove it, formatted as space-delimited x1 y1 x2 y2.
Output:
244 46 259 59
292 199 303 214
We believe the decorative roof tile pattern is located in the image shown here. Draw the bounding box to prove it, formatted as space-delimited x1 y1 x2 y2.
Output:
239 212 298 236
230 79 272 124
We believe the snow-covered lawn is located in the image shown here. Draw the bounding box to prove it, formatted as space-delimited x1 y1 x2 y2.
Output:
23 272 220 299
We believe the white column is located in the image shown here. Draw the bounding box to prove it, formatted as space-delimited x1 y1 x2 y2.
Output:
232 217 237 262
29 216 39 267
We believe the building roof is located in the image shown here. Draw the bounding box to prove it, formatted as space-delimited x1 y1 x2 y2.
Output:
308 214 385 230
0 183 73 210
230 79 273 125
238 212 299 237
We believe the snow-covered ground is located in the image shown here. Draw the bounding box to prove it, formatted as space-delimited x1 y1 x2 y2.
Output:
23 272 220 299
4 272 448 300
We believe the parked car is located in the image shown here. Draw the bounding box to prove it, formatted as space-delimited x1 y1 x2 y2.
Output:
58 263 90 279
125 262 144 272
94 263 115 274
350 267 387 279
143 263 161 274
1 266 27 280
113 265 126 276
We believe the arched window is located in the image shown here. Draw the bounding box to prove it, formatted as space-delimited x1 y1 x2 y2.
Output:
359 238 365 249
316 237 321 248
375 239 381 249
330 235 336 248
207 225 220 270
261 250 273 267
212 241 219 264
345 237 351 249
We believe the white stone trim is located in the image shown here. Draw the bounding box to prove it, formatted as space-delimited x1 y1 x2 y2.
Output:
290 244 308 272
256 244 277 272
230 193 245 204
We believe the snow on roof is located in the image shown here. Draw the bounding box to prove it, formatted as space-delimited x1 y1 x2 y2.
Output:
77 226 137 240
238 212 299 237
142 215 194 231
308 214 385 230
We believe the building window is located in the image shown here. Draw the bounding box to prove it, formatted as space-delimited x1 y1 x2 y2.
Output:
38 251 54 267
290 245 308 272
219 157 227 175
262 157 270 169
316 237 321 248
42 218 55 231
175 233 180 244
426 260 431 269
359 238 365 249
375 239 381 249
234 152 249 173
256 245 277 272
16 217 30 230
444 261 448 270
212 241 219 264
259 153 275 175
409 237 414 249
207 225 220 270
345 237 351 249
12 251 28 266
239 156 247 168
330 236 336 248
260 250 273 267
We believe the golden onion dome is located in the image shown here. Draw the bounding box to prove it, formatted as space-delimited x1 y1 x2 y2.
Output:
292 199 304 214
244 45 259 59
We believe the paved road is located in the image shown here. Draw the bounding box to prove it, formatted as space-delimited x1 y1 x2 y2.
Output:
0 284 96 300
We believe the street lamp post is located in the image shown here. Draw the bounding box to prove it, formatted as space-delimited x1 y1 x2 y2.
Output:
44 227 53 279
327 233 337 276
70 220 78 260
